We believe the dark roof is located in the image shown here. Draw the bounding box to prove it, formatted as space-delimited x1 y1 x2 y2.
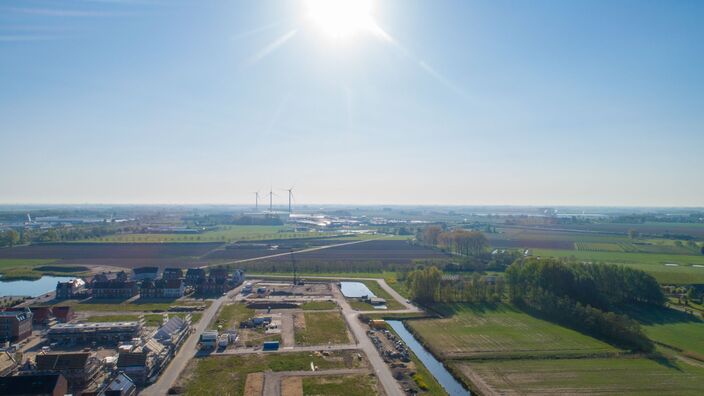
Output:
93 280 136 289
0 373 65 394
36 352 90 370
117 352 147 367
186 268 205 276
133 267 159 274
51 306 73 318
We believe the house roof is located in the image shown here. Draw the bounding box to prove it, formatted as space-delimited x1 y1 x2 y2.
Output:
0 352 17 373
35 352 90 370
117 352 147 367
155 316 186 340
100 372 136 395
133 267 159 274
0 373 65 395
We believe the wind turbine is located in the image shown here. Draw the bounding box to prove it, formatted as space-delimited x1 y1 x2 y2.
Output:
286 187 294 213
252 192 260 211
269 188 274 212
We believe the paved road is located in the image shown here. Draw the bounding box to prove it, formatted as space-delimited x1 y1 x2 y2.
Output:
214 344 358 355
263 368 371 396
140 285 242 396
332 285 404 396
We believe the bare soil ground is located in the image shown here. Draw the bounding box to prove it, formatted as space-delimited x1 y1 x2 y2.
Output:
243 372 264 396
281 376 303 396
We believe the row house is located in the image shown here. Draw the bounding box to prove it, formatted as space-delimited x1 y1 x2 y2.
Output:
140 279 185 299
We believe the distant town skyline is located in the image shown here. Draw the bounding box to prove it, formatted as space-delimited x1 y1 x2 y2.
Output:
1 1 703 206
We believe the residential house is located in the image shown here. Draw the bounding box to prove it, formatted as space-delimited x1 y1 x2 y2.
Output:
51 306 75 323
185 268 206 286
0 307 33 342
116 348 160 386
140 279 184 299
153 316 189 346
0 373 68 396
55 278 86 300
132 267 159 281
48 322 141 345
34 352 100 394
29 306 52 325
91 280 138 299
162 268 183 280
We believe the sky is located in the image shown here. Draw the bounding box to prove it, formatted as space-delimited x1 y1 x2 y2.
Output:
1 0 703 206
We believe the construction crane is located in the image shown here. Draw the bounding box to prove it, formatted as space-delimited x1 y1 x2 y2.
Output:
289 249 299 286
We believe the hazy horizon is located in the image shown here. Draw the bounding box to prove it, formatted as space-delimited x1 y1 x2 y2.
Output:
2 1 703 206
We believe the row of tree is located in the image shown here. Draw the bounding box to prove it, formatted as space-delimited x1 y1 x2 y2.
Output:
505 258 662 352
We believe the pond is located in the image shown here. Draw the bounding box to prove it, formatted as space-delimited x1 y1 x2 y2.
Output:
388 320 469 396
340 281 376 298
0 275 76 297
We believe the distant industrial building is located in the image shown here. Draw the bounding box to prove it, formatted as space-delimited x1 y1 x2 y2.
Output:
48 322 141 345
55 278 86 300
33 352 100 394
0 307 33 342
0 373 68 396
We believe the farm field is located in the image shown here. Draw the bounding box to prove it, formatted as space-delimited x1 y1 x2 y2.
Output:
301 374 380 396
79 225 304 243
533 249 704 284
181 350 367 395
239 240 450 275
294 311 350 346
453 356 704 395
407 304 618 359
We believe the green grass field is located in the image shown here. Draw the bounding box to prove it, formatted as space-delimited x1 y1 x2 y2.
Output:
624 304 704 360
0 259 88 280
302 375 379 396
453 357 704 395
300 300 337 310
211 303 254 328
183 350 366 395
295 311 350 346
407 304 618 359
533 249 704 284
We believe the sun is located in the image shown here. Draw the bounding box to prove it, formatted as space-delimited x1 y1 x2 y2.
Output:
305 0 375 39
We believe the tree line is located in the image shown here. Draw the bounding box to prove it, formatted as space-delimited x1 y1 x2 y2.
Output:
505 258 663 352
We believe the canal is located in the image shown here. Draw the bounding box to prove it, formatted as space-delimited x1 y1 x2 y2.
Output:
387 320 469 396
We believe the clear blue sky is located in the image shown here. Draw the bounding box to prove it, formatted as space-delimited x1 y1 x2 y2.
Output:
1 0 702 206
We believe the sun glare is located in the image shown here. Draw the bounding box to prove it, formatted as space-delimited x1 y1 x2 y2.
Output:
305 0 375 39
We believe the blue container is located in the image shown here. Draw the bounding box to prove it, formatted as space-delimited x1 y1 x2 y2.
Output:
262 341 279 351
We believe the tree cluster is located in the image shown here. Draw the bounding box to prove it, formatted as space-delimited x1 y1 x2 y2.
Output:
0 230 20 248
406 266 504 304
418 226 489 256
505 258 662 352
